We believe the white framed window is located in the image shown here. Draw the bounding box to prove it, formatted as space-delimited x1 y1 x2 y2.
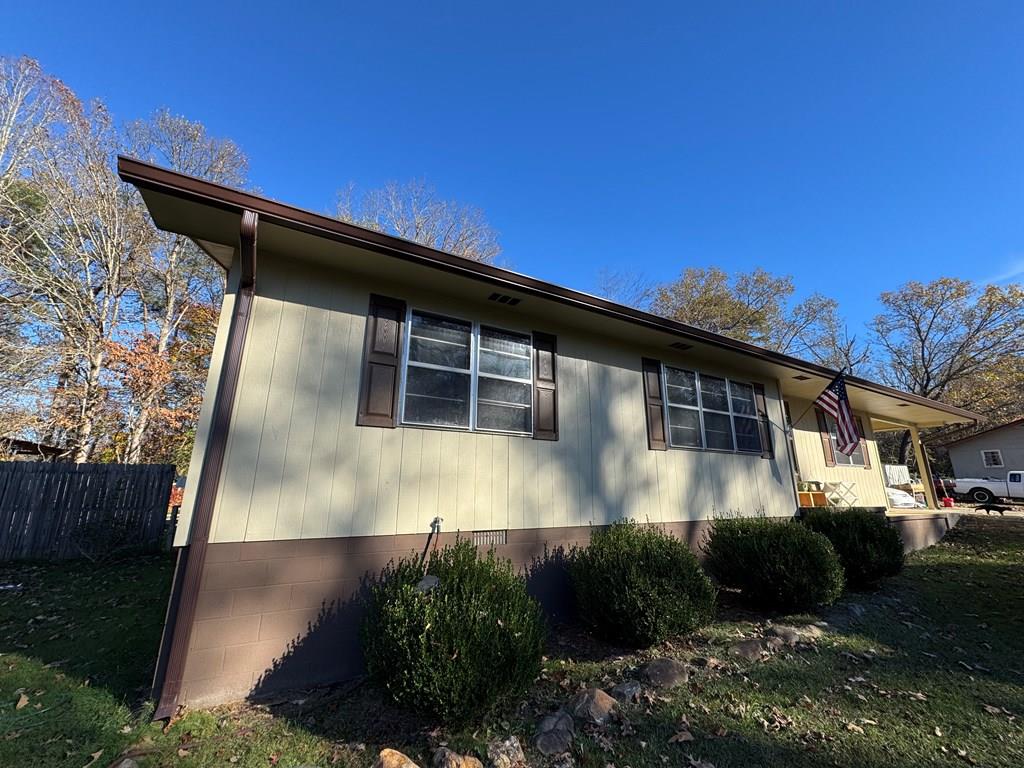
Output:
400 309 533 436
662 365 763 454
822 412 866 467
981 449 1004 468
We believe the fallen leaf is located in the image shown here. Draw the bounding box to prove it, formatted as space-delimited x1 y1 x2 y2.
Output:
982 704 1002 715
83 751 103 768
177 748 190 757
934 726 943 737
846 722 864 734
669 730 694 743
15 694 28 710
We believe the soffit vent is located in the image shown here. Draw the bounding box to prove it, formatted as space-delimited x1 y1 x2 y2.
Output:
488 292 521 306
471 529 508 548
669 342 693 351
792 375 812 381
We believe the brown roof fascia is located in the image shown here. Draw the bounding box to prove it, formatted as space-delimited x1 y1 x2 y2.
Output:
116 155 981 423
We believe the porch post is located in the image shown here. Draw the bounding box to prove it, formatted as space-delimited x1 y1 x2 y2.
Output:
909 425 939 509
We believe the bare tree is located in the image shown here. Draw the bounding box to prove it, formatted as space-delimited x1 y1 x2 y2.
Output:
337 179 501 263
0 91 154 461
595 268 656 310
0 56 63 192
872 277 1024 462
118 109 249 462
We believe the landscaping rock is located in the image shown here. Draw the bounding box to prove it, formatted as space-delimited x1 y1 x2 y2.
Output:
535 710 574 755
641 657 689 688
568 687 617 725
434 747 484 768
610 679 642 703
375 749 421 768
767 624 824 646
730 638 765 661
486 736 527 768
416 574 440 593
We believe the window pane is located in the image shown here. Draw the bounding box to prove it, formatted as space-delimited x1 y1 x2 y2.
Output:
409 337 470 369
703 411 734 450
403 367 470 427
826 414 864 466
667 406 702 447
735 416 762 453
480 327 531 356
699 375 729 412
665 367 698 407
478 377 531 406
478 327 531 379
478 350 531 379
477 403 531 433
729 381 756 416
409 313 470 369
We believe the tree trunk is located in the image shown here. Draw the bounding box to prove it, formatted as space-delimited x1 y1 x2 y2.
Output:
71 350 105 463
897 429 912 467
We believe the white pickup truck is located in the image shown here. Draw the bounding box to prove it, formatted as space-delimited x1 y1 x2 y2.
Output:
957 471 1024 503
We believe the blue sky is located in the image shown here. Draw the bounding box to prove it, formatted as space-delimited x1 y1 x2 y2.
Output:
4 2 1023 329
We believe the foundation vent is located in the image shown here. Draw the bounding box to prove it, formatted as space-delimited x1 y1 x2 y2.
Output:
472 529 508 548
488 292 521 306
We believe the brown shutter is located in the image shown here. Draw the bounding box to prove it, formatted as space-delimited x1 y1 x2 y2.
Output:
855 416 871 469
356 294 406 428
815 407 836 467
532 332 558 440
641 358 667 451
752 383 774 459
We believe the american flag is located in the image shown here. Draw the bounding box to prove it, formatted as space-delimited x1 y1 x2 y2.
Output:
815 374 860 456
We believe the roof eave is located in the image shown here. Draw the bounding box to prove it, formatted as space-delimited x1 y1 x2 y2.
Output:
117 155 983 426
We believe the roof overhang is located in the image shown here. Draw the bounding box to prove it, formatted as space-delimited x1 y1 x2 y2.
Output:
117 156 981 430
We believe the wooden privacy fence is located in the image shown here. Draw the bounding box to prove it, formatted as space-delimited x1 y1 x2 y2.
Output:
0 462 175 561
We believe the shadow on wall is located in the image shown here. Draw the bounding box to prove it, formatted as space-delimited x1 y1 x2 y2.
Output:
249 540 581 702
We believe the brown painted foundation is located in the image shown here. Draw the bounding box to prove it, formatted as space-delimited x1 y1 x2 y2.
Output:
887 512 960 553
178 521 713 707
175 514 956 707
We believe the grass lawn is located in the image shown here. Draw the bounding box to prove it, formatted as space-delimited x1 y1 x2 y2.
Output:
2 515 1022 768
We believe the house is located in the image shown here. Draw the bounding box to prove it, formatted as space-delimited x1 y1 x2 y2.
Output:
117 157 979 717
937 418 1024 479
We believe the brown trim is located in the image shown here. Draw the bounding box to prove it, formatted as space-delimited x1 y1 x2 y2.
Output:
532 332 558 440
815 407 836 467
115 156 980 425
641 358 668 451
152 210 259 720
855 415 871 469
752 383 773 459
356 295 406 428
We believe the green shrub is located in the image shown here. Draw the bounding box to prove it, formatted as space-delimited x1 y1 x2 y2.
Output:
801 508 904 588
703 517 844 612
362 539 545 723
569 520 717 647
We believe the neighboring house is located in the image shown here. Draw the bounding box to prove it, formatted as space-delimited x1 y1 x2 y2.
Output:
939 418 1024 479
118 158 979 716
0 438 63 462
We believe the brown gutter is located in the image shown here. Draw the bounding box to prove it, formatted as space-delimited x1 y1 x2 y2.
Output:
151 210 258 720
116 156 980 424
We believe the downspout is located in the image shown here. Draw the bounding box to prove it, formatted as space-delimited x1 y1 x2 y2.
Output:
152 211 258 720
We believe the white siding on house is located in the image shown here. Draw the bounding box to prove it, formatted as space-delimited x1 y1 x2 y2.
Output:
200 253 798 544
786 397 888 508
